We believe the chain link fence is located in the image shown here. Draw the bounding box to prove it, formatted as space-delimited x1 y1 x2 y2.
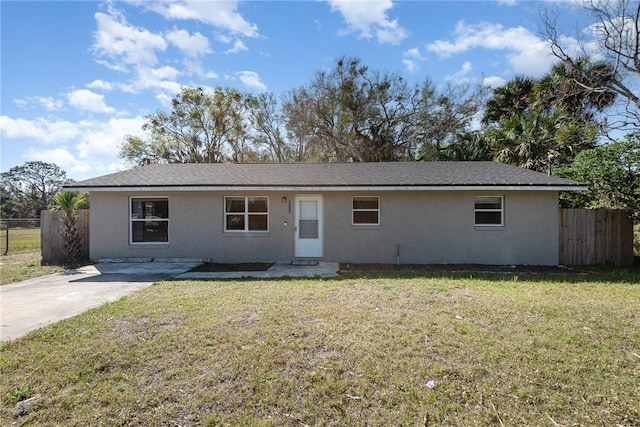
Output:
0 218 42 256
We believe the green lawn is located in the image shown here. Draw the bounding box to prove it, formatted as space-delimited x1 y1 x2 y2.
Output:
0 228 64 285
1 272 638 425
0 227 40 254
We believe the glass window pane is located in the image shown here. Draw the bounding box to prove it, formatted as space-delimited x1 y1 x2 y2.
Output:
353 197 379 210
226 198 245 213
248 197 268 213
475 197 502 210
226 215 245 230
131 200 143 218
475 211 502 225
248 214 268 231
353 211 379 224
299 219 318 238
300 201 317 219
132 221 168 243
131 198 168 219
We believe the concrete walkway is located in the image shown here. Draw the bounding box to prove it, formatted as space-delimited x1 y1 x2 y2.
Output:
176 261 340 280
0 261 200 342
0 261 339 342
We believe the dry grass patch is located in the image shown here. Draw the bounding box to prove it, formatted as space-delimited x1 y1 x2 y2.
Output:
1 274 638 425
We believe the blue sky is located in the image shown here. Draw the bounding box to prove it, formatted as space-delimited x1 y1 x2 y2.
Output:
1 0 591 181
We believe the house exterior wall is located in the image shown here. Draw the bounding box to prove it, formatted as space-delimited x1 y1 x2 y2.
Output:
89 189 560 265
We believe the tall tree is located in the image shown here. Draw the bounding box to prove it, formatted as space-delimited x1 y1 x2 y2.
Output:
482 76 535 125
245 92 292 162
0 162 69 218
281 88 325 162
556 132 640 217
439 131 494 161
533 57 616 123
487 108 597 172
120 87 251 165
545 0 640 128
415 80 487 160
283 56 483 162
284 57 414 162
460 67 606 170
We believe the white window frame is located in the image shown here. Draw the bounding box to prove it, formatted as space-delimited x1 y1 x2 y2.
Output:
352 196 380 226
224 196 269 233
474 196 504 227
129 196 169 244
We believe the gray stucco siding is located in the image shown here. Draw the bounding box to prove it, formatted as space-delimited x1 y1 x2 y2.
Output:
90 191 294 262
89 189 560 265
323 191 558 265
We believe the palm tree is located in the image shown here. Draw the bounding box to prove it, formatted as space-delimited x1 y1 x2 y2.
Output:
439 131 494 161
482 76 535 125
53 191 88 267
533 56 616 123
488 108 597 172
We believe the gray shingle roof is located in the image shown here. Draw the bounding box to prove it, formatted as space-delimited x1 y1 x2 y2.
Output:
65 161 585 190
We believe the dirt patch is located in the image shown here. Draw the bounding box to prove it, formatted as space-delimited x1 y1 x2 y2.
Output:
339 263 582 274
188 262 275 272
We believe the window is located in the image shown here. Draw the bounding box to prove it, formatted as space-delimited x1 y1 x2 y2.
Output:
352 196 380 225
474 196 503 226
225 197 268 232
130 197 169 243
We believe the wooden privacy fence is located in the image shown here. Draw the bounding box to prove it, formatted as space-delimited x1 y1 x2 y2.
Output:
559 209 634 266
41 210 90 265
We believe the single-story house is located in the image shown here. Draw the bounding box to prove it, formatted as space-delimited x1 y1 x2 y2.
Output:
65 161 586 266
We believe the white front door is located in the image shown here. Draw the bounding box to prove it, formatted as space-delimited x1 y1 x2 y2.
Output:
294 195 323 258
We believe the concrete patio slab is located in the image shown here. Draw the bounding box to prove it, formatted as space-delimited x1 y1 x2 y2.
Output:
175 262 340 280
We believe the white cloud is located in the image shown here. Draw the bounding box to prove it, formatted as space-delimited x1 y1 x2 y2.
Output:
87 79 114 91
446 61 473 82
14 99 30 110
182 58 204 76
25 147 92 174
427 21 556 76
327 0 408 45
12 97 63 111
166 28 211 58
92 6 167 70
1 114 147 178
140 65 181 81
206 71 219 79
119 66 182 95
235 71 267 91
482 76 507 88
67 89 115 114
139 0 259 37
94 59 129 73
155 92 174 108
225 39 248 54
75 117 146 160
402 48 426 73
0 116 84 145
37 97 64 111
497 0 518 6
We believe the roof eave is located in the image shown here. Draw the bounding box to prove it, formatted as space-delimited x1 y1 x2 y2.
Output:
63 184 589 192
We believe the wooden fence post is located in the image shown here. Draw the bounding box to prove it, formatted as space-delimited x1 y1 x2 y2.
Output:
559 209 633 266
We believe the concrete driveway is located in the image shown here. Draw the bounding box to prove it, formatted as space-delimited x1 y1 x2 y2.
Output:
0 262 200 342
